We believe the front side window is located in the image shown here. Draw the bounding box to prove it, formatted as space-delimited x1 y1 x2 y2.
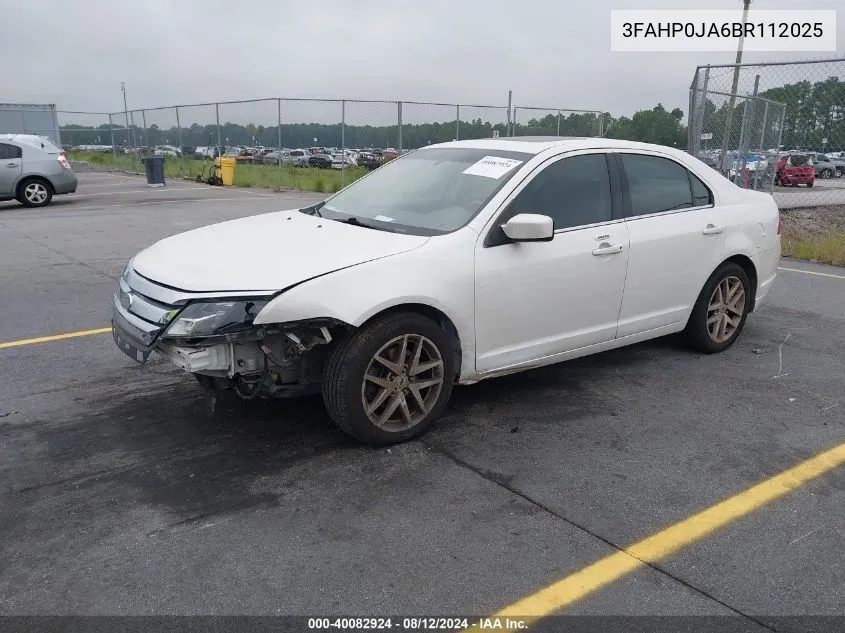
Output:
507 154 612 230
312 147 531 235
620 154 694 216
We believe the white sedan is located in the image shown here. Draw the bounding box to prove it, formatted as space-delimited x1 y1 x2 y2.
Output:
112 137 781 444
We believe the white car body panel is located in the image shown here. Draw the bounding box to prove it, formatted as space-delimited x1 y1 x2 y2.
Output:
474 222 630 372
254 229 478 379
132 210 428 292
119 136 780 386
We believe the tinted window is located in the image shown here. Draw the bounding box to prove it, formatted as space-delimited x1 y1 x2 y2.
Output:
0 143 22 159
690 172 713 206
507 154 612 230
621 154 693 215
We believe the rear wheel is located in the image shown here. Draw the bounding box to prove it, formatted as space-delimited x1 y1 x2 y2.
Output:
17 178 53 208
322 312 455 445
684 263 751 354
820 168 833 179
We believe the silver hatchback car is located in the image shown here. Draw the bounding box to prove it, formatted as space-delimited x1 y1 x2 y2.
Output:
0 134 78 207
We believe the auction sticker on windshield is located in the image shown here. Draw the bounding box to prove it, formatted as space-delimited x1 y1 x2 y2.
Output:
463 156 523 179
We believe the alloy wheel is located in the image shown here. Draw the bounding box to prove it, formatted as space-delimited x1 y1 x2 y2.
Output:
707 275 746 343
361 334 444 432
24 182 48 204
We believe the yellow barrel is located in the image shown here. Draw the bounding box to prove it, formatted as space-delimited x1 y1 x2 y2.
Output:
218 157 236 186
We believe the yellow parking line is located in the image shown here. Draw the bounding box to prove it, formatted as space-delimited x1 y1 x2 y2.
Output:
0 327 112 349
472 441 845 628
778 266 845 280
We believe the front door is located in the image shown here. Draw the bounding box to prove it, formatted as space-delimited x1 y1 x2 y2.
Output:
0 143 22 197
474 151 629 373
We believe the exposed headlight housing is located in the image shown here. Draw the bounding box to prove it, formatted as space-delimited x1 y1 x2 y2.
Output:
163 300 268 338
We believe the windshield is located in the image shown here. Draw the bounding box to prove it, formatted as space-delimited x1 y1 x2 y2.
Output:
313 147 531 235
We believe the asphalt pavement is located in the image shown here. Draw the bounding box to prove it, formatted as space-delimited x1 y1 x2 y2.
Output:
0 171 842 626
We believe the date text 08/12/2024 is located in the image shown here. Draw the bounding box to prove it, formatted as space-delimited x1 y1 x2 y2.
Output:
306 617 528 630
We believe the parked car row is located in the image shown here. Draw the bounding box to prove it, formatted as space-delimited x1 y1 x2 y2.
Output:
695 147 845 189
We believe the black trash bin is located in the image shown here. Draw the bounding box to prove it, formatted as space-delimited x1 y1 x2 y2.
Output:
142 155 166 187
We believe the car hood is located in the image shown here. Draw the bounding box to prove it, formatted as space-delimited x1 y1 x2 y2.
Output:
132 209 429 292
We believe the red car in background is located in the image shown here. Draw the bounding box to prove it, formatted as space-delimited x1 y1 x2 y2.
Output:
774 154 815 187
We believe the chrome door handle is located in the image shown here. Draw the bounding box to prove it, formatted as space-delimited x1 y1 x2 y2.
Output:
592 243 623 256
702 224 724 235
6 163 17 167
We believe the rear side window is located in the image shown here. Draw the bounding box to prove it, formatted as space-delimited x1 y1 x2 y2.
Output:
0 143 22 159
690 172 713 206
620 154 693 215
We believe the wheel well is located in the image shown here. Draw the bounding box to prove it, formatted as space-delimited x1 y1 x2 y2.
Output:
17 176 54 197
360 304 463 378
724 254 758 311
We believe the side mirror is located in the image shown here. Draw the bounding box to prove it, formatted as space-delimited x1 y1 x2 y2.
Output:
501 213 554 242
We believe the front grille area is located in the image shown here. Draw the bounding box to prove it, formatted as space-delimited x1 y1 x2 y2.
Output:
112 268 191 347
118 277 176 329
113 266 277 349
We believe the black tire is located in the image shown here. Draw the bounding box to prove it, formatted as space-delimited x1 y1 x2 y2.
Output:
836 167 844 178
684 262 751 354
820 168 833 179
807 181 814 188
17 178 54 208
322 312 456 445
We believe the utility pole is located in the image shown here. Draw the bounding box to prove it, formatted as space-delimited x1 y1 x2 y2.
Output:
121 82 135 149
718 0 752 173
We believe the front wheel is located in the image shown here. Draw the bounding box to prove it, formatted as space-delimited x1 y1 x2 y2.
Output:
684 262 751 354
322 312 455 445
820 168 833 179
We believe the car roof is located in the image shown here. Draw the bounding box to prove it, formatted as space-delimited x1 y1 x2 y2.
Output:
0 133 44 144
425 136 688 156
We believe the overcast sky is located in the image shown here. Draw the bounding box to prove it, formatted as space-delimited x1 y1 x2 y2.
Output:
4 0 843 122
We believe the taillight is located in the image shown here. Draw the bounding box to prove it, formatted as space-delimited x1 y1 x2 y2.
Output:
57 152 70 170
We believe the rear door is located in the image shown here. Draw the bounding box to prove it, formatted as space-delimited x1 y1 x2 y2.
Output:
615 151 728 337
0 143 22 197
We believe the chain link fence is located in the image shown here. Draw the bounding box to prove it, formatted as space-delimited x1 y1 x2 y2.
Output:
1 94 608 190
39 95 605 157
513 106 605 137
689 58 845 208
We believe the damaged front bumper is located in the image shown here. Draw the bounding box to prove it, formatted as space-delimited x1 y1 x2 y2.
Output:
111 269 342 398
